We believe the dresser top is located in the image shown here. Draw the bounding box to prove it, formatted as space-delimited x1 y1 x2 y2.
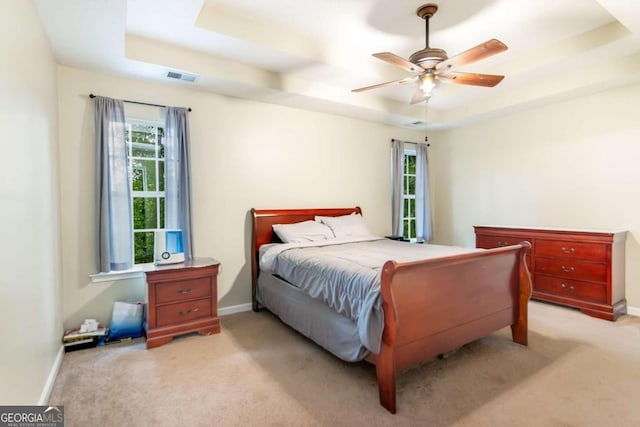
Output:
474 225 627 241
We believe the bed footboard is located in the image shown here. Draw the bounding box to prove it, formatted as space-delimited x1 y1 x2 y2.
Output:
375 242 532 413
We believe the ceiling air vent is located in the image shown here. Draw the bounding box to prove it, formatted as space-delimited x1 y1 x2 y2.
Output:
166 71 198 82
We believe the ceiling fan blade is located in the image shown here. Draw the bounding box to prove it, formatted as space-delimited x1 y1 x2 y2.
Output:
436 39 508 72
351 76 416 93
439 72 505 87
373 52 422 73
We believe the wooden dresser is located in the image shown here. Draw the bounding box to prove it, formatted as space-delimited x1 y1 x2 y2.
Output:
474 226 627 321
145 257 221 349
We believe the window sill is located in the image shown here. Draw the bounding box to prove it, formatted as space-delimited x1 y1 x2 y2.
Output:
89 263 156 283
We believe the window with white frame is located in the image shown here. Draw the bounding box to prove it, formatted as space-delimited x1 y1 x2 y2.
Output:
126 119 165 264
402 149 417 240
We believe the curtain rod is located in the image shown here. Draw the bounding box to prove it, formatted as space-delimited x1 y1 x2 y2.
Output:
391 138 430 147
89 94 192 112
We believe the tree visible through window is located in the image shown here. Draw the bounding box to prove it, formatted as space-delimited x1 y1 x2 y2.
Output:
403 150 416 240
126 120 165 264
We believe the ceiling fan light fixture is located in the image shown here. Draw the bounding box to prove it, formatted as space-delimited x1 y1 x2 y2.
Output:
419 74 436 98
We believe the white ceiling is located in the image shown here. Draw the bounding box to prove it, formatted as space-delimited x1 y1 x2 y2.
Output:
33 0 640 129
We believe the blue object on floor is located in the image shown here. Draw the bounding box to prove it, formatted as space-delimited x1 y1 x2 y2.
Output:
108 301 144 340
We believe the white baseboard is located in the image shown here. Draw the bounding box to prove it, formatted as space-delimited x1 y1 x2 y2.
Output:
39 345 64 405
219 303 252 316
627 305 640 317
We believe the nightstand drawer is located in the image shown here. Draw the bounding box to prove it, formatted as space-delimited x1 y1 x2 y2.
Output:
155 277 211 304
534 239 607 261
535 275 607 303
535 257 606 282
156 298 212 327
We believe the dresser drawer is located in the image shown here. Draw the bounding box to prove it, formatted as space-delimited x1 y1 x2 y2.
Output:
476 235 530 249
156 298 212 327
534 239 607 261
535 257 607 282
155 277 211 304
535 274 607 303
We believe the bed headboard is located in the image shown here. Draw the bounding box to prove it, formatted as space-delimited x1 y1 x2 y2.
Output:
250 207 362 310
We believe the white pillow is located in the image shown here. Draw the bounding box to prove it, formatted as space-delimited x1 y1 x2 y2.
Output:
272 220 335 243
315 214 374 238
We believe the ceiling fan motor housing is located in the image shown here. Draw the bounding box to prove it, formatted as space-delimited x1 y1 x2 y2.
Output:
409 48 448 67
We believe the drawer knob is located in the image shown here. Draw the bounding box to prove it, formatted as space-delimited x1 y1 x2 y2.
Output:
497 241 510 246
560 283 575 291
561 247 575 254
560 265 574 273
177 288 192 294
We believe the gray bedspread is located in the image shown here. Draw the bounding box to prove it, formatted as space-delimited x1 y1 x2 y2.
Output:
260 237 476 353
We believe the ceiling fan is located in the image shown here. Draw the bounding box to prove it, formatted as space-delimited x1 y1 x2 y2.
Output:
352 3 508 104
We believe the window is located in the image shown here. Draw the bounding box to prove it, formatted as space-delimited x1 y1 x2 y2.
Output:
402 149 417 240
93 97 192 278
126 120 165 264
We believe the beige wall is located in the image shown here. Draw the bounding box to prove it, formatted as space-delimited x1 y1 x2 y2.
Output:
0 0 62 403
57 66 424 328
431 83 640 311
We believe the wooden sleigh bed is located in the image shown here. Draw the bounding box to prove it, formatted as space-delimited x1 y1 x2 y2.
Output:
251 207 532 413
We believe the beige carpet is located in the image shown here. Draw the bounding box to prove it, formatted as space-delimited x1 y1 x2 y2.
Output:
49 301 640 426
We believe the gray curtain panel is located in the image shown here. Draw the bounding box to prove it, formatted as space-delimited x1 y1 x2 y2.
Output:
415 142 433 242
391 139 404 237
95 96 133 272
164 107 194 260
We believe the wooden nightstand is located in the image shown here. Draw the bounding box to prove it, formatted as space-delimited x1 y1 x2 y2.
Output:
144 257 221 349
